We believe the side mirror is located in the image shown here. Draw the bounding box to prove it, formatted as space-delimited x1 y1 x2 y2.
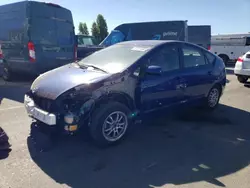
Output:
146 65 162 75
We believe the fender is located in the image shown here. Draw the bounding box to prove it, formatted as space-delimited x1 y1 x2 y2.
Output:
94 91 137 112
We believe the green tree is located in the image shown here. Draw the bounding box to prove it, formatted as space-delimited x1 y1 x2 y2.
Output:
78 22 84 34
78 22 89 35
91 22 99 42
96 14 108 42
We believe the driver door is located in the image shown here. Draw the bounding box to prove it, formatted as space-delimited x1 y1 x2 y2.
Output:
139 43 184 113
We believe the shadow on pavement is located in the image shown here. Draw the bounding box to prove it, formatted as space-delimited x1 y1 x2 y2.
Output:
0 78 32 103
27 104 250 188
244 82 250 88
0 127 12 160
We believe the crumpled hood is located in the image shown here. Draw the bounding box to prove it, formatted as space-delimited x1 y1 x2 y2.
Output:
31 64 110 100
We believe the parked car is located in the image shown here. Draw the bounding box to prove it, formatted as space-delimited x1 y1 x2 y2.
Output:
234 51 250 83
76 35 104 59
0 1 76 81
24 40 226 147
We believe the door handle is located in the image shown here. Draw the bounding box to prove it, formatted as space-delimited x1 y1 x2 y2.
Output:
208 71 212 75
176 83 187 89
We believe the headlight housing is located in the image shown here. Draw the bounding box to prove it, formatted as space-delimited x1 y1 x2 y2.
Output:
64 113 75 124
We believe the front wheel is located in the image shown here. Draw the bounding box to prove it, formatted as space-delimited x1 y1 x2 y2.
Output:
237 76 248 83
89 102 131 147
204 86 221 110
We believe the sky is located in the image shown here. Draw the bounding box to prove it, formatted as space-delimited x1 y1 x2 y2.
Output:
0 0 250 35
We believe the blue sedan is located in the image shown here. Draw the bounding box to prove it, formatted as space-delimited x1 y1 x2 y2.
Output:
25 40 226 147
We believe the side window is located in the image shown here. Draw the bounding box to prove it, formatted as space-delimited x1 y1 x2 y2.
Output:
182 45 206 68
147 45 180 72
205 52 216 64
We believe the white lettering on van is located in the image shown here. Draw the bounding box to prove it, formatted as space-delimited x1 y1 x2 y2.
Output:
163 32 178 37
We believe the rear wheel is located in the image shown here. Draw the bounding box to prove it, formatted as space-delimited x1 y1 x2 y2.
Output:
204 86 221 110
237 75 248 83
89 101 131 147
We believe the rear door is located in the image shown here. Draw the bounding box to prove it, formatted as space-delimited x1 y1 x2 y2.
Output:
29 2 75 72
188 26 211 50
179 43 215 103
243 52 250 69
0 2 29 71
54 6 75 61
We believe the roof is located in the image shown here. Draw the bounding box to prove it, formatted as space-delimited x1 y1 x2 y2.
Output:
117 40 174 47
116 20 188 27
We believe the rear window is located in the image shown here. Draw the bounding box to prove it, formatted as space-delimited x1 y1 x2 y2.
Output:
205 52 216 64
29 2 74 45
30 2 73 23
56 22 75 45
30 18 57 44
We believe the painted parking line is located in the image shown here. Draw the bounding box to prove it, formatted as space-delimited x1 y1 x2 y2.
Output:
0 106 24 111
0 82 31 86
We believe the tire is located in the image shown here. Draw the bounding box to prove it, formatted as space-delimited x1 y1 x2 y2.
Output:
89 101 131 147
2 64 13 81
219 55 229 65
237 76 248 83
204 86 221 110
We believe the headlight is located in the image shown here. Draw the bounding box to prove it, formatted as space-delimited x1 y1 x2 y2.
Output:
24 95 34 106
64 113 74 124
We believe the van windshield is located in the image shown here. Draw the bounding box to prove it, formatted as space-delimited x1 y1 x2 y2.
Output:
100 30 125 46
78 35 94 46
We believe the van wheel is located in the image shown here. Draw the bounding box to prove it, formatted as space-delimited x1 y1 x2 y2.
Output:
219 55 229 65
2 65 13 81
204 86 221 110
89 101 131 148
237 76 248 83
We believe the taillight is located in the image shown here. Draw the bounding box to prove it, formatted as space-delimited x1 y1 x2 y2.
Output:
208 46 211 51
237 57 243 62
0 44 3 58
74 46 77 60
28 42 36 62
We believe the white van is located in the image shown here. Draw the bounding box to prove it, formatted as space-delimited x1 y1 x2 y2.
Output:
210 34 250 65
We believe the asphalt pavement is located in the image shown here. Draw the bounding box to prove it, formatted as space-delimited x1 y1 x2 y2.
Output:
0 70 250 188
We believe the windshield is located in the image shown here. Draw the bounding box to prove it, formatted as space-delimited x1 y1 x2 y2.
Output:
78 35 94 46
100 30 125 46
78 43 151 73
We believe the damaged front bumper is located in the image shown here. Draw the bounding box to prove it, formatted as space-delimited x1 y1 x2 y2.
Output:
24 93 94 134
24 94 56 126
